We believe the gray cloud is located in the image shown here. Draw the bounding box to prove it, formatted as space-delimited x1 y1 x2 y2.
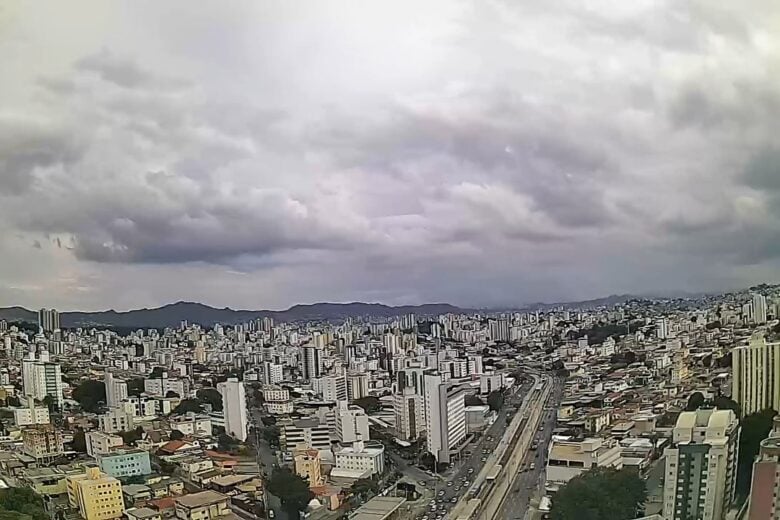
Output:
2 0 780 309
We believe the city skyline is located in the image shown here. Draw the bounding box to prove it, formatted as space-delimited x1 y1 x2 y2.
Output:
3 1 780 310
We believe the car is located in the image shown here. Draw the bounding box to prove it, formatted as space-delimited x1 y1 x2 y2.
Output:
451 497 458 503
438 491 445 496
268 511 275 519
468 468 474 474
418 481 427 487
481 457 487 462
429 500 436 506
447 481 453 486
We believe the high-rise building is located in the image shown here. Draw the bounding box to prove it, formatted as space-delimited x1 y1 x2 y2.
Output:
302 346 323 381
318 374 347 402
733 336 780 417
656 318 670 339
747 416 780 519
424 374 466 464
23 353 63 410
37 308 60 333
334 401 370 444
66 467 124 520
347 373 370 400
662 409 739 520
262 362 283 385
753 293 768 325
394 387 424 441
105 371 128 408
217 378 247 441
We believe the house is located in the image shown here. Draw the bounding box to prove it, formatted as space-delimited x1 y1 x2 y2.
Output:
174 490 230 520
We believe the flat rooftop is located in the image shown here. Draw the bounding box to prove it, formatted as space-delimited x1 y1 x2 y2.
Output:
175 490 227 509
350 496 406 520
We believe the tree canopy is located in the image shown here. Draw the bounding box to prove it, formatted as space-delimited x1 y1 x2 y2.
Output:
165 390 180 398
72 380 106 413
550 467 646 520
170 429 185 441
685 392 705 411
487 390 504 411
267 467 313 516
70 429 87 453
127 378 145 397
353 396 381 414
464 394 485 407
172 399 203 415
737 409 777 498
0 487 47 520
196 388 223 411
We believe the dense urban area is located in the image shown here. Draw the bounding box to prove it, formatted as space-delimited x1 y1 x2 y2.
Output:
1 285 780 520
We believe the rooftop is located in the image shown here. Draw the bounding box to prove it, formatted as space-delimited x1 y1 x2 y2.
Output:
175 490 228 509
350 496 406 520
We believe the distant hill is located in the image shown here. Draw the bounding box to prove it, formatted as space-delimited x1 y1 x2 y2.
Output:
0 301 465 329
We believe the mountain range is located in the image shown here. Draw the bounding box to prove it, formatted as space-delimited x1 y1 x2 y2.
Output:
0 301 464 329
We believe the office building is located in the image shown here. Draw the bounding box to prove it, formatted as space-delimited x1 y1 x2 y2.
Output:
280 418 332 452
394 388 424 441
67 467 124 520
747 416 780 519
662 409 739 520
733 336 780 417
217 378 247 441
424 374 466 464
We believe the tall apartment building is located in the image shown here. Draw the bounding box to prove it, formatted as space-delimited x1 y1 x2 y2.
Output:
38 308 60 333
732 336 780 417
347 373 370 400
294 448 324 487
747 416 780 519
13 396 50 426
105 371 128 408
753 293 768 325
394 387 424 441
262 361 283 385
334 401 370 444
424 374 466 464
67 467 124 520
217 378 247 441
302 346 323 380
22 353 63 409
662 409 739 520
99 408 135 434
318 374 347 402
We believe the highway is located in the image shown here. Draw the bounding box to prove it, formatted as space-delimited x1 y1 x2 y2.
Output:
499 376 565 519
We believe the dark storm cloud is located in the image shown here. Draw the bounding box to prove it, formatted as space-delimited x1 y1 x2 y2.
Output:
3 0 780 309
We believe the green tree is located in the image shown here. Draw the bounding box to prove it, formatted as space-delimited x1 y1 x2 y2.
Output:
169 429 185 441
172 399 203 415
0 487 47 520
708 396 740 416
70 429 87 453
127 378 145 397
119 426 145 446
196 388 223 412
353 396 381 414
267 467 313 516
737 409 777 497
685 392 705 411
350 478 378 500
149 367 166 378
487 390 504 411
464 395 485 407
550 467 646 520
72 380 106 413
262 425 281 447
165 390 180 398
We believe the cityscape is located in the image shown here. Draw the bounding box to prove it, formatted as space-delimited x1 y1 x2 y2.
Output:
3 2 780 520
0 286 778 520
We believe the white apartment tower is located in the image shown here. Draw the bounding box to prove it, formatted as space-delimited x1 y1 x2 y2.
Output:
394 387 425 441
334 401 370 444
733 336 780 417
105 371 128 408
424 374 466 464
217 378 248 441
302 346 323 381
37 308 60 333
662 409 739 520
753 293 768 325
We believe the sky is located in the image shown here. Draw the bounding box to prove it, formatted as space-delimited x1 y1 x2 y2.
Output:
1 0 780 311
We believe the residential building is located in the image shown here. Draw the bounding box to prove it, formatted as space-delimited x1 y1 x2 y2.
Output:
169 414 213 437
747 416 780 519
424 374 466 464
302 346 323 381
480 373 504 395
67 467 124 520
217 378 247 442
105 372 128 408
263 385 293 415
100 408 135 433
23 425 63 462
144 375 189 398
754 293 768 325
394 388 424 441
294 448 324 487
318 374 347 402
38 308 60 333
97 449 152 478
545 437 622 491
173 490 229 520
334 401 370 444
334 439 385 477
13 396 50 426
732 336 780 417
86 431 123 457
262 362 283 385
662 409 739 520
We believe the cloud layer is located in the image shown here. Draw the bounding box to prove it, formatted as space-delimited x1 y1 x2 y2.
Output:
1 0 780 310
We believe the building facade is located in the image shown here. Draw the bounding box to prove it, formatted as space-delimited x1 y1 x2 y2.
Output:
424 374 466 464
217 378 247 442
733 336 780 417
